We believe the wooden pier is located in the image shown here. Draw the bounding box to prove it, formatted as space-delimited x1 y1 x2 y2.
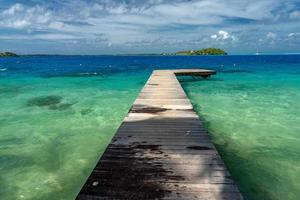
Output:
76 69 243 200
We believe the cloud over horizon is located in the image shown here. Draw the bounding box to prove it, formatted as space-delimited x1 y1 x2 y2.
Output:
0 0 299 54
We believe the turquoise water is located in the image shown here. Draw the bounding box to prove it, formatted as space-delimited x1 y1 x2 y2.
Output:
0 72 146 199
0 55 300 200
180 71 300 200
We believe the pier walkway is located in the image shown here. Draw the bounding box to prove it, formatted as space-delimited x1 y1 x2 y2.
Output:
76 69 243 200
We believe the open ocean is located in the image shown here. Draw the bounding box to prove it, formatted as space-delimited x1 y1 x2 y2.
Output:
0 55 300 200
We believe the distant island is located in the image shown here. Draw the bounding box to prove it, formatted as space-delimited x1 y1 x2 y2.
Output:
0 52 19 57
162 48 227 56
0 49 227 57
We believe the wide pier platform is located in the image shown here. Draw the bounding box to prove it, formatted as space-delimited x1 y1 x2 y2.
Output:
76 69 243 200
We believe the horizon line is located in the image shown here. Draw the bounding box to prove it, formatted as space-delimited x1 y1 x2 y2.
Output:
14 52 300 56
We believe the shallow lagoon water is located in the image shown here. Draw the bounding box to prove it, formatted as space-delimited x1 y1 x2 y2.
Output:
180 71 300 200
0 55 300 200
0 72 146 200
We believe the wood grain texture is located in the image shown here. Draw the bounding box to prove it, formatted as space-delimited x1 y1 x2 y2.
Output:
76 69 243 200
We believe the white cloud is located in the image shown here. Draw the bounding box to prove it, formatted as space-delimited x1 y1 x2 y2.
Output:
290 11 300 19
266 32 277 40
287 32 300 38
0 4 52 29
2 3 24 15
0 0 299 53
0 1 284 31
218 30 230 40
210 30 236 42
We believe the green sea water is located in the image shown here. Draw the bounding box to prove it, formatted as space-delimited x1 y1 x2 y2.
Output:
1 55 300 200
180 72 300 200
0 73 146 200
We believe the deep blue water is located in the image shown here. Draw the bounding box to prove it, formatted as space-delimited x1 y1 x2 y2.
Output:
1 55 300 77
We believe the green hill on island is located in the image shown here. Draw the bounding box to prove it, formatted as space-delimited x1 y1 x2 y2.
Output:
0 52 19 57
175 48 227 55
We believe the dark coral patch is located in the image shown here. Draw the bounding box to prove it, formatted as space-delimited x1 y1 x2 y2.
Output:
80 108 93 115
27 95 62 107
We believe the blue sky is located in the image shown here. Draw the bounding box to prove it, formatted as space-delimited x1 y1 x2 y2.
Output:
0 0 299 54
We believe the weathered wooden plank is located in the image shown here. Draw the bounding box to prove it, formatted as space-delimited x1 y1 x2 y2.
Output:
76 69 243 200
